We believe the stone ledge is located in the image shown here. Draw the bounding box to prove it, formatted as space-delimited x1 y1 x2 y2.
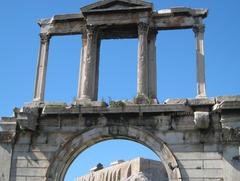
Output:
157 7 208 18
42 104 192 115
0 118 16 132
215 96 240 103
214 101 240 111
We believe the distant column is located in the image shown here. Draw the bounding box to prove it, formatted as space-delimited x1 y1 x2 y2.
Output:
193 24 207 98
77 25 100 102
137 22 149 97
33 33 51 102
148 29 158 99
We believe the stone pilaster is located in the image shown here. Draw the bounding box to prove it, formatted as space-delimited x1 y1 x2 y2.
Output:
193 24 207 98
137 22 149 97
77 25 100 102
33 33 51 102
148 29 158 99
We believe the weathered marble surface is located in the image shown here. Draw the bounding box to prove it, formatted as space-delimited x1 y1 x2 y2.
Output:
34 0 208 103
1 1 239 181
1 96 240 181
75 158 168 181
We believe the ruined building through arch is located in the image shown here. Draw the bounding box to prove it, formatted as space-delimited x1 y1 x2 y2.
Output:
1 0 240 181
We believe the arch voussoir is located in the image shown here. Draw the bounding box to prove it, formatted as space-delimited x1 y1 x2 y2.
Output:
46 125 181 181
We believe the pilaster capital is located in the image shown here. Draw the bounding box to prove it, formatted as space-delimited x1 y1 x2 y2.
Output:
40 33 51 44
193 24 205 35
138 22 149 35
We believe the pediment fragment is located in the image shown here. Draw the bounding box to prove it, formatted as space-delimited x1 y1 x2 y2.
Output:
81 0 153 14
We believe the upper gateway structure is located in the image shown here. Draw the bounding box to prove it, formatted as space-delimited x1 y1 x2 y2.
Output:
1 1 240 181
34 0 208 103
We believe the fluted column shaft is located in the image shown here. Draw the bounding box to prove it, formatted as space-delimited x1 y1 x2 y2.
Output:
33 33 51 102
193 24 207 98
137 22 149 97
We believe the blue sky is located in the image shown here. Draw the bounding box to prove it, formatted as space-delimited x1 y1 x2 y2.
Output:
0 0 240 180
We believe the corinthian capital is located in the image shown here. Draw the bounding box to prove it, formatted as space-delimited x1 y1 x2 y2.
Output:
138 22 149 35
86 25 98 35
40 33 51 44
86 25 98 40
193 24 205 35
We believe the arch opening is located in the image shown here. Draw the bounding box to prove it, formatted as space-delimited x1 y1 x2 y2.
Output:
64 139 167 181
46 126 181 181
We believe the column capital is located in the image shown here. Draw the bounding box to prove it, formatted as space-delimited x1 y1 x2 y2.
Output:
138 22 149 35
86 25 98 34
193 24 205 35
40 33 51 44
86 25 99 41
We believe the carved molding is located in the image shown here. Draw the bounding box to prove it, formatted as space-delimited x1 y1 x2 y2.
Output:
138 22 149 35
40 33 51 44
86 25 98 39
15 107 39 131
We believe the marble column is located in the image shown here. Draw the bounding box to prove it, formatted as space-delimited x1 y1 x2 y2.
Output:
148 29 158 99
77 31 87 100
33 33 51 102
77 25 100 102
193 24 207 98
137 22 149 97
93 38 101 101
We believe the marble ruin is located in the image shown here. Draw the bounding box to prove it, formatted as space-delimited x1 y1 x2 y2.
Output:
75 158 168 181
1 0 240 181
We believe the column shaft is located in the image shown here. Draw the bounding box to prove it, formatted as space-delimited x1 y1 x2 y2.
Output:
93 39 101 100
78 26 99 101
194 25 207 98
33 34 51 102
148 30 157 99
77 32 87 99
137 22 149 97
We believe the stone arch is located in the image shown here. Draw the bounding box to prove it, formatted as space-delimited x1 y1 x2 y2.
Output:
46 125 182 181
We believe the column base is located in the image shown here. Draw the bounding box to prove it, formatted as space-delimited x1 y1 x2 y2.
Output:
196 95 207 99
74 98 104 107
26 100 45 108
134 95 158 104
74 98 92 105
